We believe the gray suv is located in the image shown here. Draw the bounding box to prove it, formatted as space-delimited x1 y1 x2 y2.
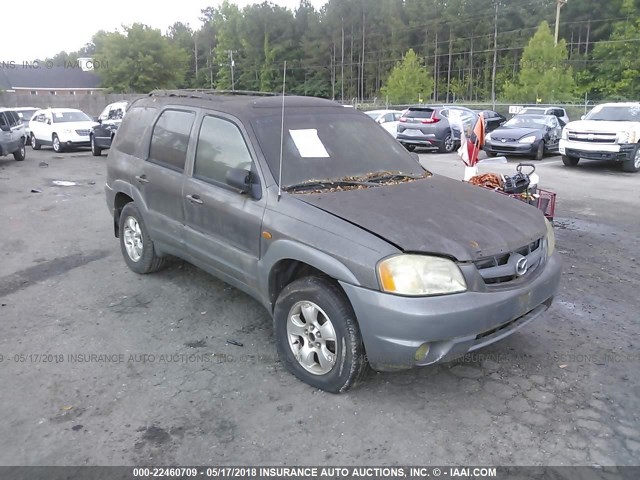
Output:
0 108 27 161
105 91 561 392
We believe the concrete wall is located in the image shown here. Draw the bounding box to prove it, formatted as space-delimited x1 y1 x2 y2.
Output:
0 92 146 117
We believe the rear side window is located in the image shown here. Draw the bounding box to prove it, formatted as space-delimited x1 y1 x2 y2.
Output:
194 116 253 185
405 109 434 119
0 113 8 128
149 110 195 171
115 106 158 156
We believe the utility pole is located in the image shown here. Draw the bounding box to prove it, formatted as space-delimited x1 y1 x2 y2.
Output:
227 50 235 91
491 1 498 110
341 18 344 103
555 0 568 46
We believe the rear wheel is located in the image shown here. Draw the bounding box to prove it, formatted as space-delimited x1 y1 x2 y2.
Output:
273 276 368 393
622 145 640 172
118 202 167 274
31 133 41 150
91 135 102 156
562 155 579 167
439 132 455 153
13 143 26 161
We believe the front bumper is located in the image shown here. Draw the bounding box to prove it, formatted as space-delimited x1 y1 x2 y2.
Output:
340 252 561 371
59 132 91 148
484 140 539 156
559 140 635 161
397 131 441 148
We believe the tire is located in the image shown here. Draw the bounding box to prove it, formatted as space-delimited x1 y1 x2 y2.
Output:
118 202 167 274
621 145 640 173
91 135 102 156
439 131 455 153
13 143 26 161
273 276 368 393
487 151 497 158
52 134 63 153
562 155 579 167
31 133 41 150
534 141 544 161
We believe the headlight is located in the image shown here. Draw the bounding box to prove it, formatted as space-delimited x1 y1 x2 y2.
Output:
618 131 636 143
519 135 537 144
545 218 555 257
377 255 467 296
485 133 492 142
561 128 568 140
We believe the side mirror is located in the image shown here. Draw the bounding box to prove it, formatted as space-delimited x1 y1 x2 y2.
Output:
581 115 585 120
226 167 252 194
377 118 384 124
95 117 102 123
46 119 51 125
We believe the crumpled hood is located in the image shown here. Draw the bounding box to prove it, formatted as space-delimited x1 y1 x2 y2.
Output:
491 127 540 140
296 175 547 261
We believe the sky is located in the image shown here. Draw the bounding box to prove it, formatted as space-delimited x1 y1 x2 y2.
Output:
3 0 327 62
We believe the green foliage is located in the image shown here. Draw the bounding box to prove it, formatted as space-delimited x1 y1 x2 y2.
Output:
380 49 433 104
93 24 189 93
502 22 577 103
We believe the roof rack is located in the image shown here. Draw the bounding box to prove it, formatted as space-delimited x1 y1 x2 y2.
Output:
149 89 280 100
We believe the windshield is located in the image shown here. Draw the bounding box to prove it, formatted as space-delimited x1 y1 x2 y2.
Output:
519 108 545 115
52 111 92 123
252 113 426 188
585 105 640 122
16 109 37 121
503 115 548 129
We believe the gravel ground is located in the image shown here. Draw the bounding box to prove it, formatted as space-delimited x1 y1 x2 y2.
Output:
0 147 638 467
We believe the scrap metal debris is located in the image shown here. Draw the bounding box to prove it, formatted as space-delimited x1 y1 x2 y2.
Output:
226 339 244 347
296 171 431 194
52 180 77 187
467 173 503 190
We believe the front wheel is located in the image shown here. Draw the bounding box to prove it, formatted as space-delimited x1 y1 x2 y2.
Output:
562 155 579 167
534 141 545 161
31 133 41 150
273 276 368 393
52 134 63 153
91 135 102 156
118 202 167 274
622 145 640 172
439 132 455 153
13 143 26 161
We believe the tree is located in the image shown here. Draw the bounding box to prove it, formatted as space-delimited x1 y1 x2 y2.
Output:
589 0 640 100
380 49 433 104
93 24 189 92
502 21 577 103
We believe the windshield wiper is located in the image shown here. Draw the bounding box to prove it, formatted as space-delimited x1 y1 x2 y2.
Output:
284 179 377 192
364 172 426 183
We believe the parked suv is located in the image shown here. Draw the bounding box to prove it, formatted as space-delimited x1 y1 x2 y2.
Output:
397 105 478 153
29 108 97 152
12 107 38 144
0 108 27 161
91 101 128 156
105 91 561 392
559 102 640 172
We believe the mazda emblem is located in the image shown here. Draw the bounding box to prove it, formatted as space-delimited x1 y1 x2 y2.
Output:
515 257 528 276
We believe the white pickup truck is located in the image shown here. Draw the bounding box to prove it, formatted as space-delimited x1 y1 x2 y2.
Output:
559 102 640 173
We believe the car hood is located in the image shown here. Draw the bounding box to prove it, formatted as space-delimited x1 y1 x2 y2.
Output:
296 175 547 261
491 127 540 140
566 120 640 132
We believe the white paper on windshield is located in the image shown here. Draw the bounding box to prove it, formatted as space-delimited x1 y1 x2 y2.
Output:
54 112 64 118
289 129 330 158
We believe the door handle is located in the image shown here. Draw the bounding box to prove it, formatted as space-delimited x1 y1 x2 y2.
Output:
186 194 204 205
135 175 149 184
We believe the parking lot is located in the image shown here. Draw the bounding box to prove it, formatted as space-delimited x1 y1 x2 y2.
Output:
0 146 639 466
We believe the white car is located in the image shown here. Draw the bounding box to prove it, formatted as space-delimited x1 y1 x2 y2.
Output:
559 102 640 173
29 108 97 153
12 107 38 144
517 106 570 126
365 109 403 138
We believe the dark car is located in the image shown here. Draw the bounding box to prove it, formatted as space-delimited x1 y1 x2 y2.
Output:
484 114 563 160
0 108 27 161
396 105 478 153
105 90 560 392
475 109 506 133
91 101 128 156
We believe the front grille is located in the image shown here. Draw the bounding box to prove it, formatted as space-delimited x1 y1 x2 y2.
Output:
566 131 616 144
474 238 544 285
75 129 90 136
